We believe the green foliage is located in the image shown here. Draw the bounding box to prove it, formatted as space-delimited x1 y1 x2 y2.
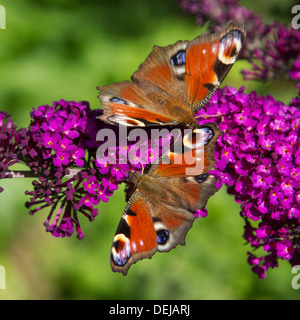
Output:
0 0 299 299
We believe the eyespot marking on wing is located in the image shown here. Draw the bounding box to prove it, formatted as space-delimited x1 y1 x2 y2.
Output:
110 97 127 105
218 30 243 65
170 50 186 66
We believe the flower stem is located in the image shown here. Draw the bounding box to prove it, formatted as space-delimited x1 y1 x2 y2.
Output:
1 169 82 179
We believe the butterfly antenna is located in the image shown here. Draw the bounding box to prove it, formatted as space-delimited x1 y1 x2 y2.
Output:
195 110 246 120
135 158 146 175
194 114 222 119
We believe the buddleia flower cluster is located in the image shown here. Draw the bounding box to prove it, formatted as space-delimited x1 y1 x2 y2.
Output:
0 111 28 193
197 86 300 278
22 100 101 239
0 100 162 239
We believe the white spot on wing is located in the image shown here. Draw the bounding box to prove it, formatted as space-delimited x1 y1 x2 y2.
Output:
108 115 146 127
218 31 242 65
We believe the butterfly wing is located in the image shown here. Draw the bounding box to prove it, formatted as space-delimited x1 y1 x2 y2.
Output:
149 123 221 224
97 40 192 127
98 23 245 127
110 192 157 275
110 186 198 275
97 80 182 127
154 123 220 177
185 22 246 111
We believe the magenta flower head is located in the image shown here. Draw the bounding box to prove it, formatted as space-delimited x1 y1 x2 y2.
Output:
197 86 300 278
290 54 300 90
22 100 120 239
22 100 159 239
0 111 28 193
242 23 300 86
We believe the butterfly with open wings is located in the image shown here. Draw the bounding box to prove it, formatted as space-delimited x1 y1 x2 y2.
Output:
97 22 246 275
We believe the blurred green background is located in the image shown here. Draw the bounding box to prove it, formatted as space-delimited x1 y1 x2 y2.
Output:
0 0 299 300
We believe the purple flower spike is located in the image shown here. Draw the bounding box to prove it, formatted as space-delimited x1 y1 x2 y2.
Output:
23 100 120 239
198 86 300 278
0 112 29 192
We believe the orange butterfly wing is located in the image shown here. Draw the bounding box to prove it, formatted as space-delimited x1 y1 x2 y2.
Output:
152 123 220 177
111 196 157 275
185 23 245 110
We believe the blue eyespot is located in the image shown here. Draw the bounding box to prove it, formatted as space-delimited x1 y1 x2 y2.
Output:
157 229 169 245
110 97 127 105
195 173 208 183
170 50 186 66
